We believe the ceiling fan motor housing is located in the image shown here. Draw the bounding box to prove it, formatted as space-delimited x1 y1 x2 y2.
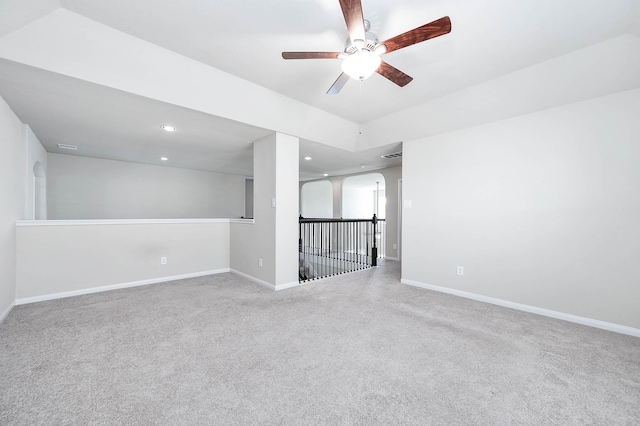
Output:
345 35 378 53
344 25 380 54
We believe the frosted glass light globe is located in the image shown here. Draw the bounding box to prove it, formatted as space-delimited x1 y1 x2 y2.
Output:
341 49 381 80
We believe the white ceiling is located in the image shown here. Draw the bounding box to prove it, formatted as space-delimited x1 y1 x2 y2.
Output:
0 0 638 180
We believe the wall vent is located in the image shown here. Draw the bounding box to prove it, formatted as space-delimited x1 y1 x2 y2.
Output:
381 151 402 159
57 144 78 150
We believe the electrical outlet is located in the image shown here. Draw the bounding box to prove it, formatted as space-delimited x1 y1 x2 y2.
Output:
393 243 397 250
456 266 464 276
161 257 167 265
259 258 263 267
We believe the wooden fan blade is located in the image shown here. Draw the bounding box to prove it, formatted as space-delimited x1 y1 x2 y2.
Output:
327 73 350 95
376 61 413 87
339 0 366 44
381 16 451 54
282 52 342 60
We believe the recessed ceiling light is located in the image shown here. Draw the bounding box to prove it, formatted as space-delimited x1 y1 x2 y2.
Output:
57 143 78 150
160 157 169 161
161 125 177 132
304 156 312 161
323 173 329 177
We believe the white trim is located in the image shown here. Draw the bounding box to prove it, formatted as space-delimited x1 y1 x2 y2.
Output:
229 270 298 291
231 269 275 290
16 218 235 227
275 281 300 291
385 256 399 261
401 279 640 338
0 301 15 323
229 218 254 224
15 269 229 305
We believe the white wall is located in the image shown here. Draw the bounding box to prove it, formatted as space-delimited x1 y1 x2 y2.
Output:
380 167 401 260
231 133 299 289
402 89 640 330
47 153 246 219
0 95 25 319
359 35 640 151
236 134 277 284
274 134 299 286
24 126 47 220
342 173 385 219
245 178 254 218
15 220 231 300
301 180 333 218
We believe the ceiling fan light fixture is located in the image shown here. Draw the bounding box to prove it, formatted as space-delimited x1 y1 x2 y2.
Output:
374 44 387 55
341 49 381 81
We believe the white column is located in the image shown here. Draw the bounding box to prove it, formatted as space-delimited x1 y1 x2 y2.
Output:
251 132 299 288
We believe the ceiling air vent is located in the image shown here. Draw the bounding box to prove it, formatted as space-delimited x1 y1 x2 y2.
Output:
57 144 78 150
381 151 402 159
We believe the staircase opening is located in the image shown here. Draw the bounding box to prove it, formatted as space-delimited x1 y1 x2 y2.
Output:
299 173 386 282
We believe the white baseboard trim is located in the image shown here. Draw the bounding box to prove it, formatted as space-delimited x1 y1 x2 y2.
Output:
275 281 300 291
0 301 15 323
384 257 399 261
401 279 640 338
15 269 230 306
231 269 275 290
230 270 300 291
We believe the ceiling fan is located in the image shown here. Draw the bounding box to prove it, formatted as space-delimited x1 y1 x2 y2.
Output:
282 0 451 94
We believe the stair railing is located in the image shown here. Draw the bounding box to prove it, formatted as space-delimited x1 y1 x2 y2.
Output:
299 215 385 282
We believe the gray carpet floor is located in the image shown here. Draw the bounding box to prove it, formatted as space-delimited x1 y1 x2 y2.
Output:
1 260 639 425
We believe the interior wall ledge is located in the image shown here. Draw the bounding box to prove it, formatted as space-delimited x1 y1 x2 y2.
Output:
15 218 243 227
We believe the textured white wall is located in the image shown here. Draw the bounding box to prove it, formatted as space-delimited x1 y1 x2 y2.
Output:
0 95 25 319
47 153 245 219
402 89 640 329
